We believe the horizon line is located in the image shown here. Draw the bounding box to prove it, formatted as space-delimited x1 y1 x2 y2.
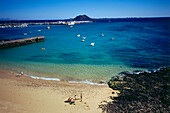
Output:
0 16 170 21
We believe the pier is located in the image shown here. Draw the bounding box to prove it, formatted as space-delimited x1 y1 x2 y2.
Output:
0 21 94 28
0 36 45 49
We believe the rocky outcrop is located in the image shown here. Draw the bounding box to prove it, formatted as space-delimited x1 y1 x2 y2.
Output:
99 67 170 113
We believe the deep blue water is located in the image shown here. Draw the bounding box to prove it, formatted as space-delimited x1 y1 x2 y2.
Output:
0 19 169 82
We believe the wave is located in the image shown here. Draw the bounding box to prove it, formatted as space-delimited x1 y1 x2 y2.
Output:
24 74 107 85
68 80 107 85
24 74 60 81
23 66 169 86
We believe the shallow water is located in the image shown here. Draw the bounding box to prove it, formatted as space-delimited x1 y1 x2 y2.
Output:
0 20 169 82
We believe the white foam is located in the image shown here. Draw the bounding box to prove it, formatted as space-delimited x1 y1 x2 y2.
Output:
153 70 157 72
145 70 152 73
135 71 145 74
22 73 108 85
24 74 60 81
24 74 106 85
68 80 107 85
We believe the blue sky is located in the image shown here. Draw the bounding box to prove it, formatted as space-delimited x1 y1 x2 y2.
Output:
0 0 170 20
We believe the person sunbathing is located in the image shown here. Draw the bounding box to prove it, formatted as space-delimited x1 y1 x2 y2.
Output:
68 97 71 102
70 98 75 104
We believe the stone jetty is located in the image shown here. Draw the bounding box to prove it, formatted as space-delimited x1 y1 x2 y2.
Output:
0 36 45 48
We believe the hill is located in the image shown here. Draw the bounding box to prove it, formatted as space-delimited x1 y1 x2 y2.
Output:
73 15 91 20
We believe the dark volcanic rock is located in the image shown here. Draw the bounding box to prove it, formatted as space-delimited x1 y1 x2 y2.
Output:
73 15 91 20
99 67 170 113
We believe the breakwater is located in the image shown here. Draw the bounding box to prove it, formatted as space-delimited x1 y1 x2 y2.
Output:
0 36 45 48
0 21 94 28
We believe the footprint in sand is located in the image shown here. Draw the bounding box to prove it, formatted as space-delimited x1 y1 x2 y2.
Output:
82 102 90 110
84 104 90 110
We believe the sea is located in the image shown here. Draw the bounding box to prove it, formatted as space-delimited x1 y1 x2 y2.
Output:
0 18 169 84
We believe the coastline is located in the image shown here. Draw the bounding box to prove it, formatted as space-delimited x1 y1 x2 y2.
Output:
0 18 169 112
0 61 145 84
0 69 119 113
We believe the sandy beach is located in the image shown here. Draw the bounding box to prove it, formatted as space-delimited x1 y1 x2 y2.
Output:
0 69 118 113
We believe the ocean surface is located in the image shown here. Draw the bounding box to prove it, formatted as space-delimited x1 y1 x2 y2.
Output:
0 18 170 83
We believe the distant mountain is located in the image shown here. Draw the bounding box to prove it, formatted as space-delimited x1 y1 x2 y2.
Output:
73 15 91 20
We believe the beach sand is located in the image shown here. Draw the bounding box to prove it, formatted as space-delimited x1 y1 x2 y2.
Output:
0 69 118 113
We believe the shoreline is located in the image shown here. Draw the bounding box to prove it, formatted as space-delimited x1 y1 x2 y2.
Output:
24 73 107 86
13 69 108 86
1 65 167 86
0 69 118 113
0 62 147 84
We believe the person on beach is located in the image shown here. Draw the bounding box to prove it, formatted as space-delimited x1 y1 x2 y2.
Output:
70 98 75 104
68 97 71 102
75 95 77 100
16 71 24 77
80 93 82 102
21 71 24 76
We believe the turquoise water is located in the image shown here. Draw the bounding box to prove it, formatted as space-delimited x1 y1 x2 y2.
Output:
0 21 169 82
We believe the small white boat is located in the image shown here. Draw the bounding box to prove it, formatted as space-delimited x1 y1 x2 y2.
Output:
90 43 95 46
38 30 41 32
77 34 80 37
24 33 27 35
101 34 104 36
82 40 85 42
68 21 75 25
82 37 86 39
